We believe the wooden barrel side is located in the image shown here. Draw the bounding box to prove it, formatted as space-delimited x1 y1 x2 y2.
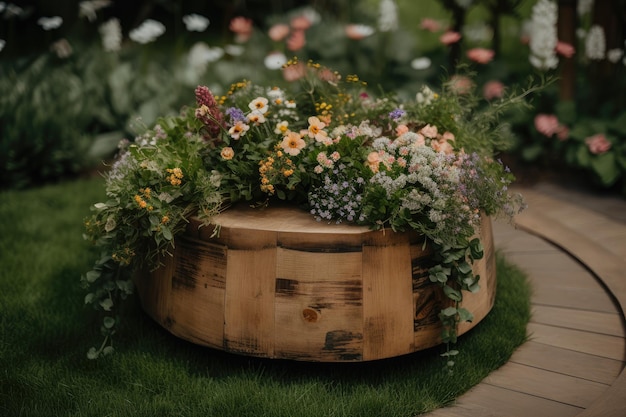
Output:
136 206 497 362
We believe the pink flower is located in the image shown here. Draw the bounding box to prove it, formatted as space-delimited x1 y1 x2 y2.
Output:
534 114 560 137
286 29 306 51
440 31 461 45
229 16 253 42
555 41 575 58
290 15 312 31
448 75 473 95
420 18 441 32
556 125 569 141
585 133 611 154
466 48 494 64
282 61 307 82
268 23 290 41
483 80 505 100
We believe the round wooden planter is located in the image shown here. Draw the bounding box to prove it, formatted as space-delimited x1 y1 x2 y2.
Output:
135 205 496 362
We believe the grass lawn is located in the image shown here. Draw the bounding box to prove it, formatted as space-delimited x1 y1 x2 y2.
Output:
0 177 531 417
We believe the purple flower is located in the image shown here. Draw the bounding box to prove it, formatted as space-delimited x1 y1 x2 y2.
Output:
389 108 406 120
225 107 246 124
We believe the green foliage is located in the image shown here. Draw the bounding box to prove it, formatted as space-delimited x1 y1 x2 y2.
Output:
82 119 224 358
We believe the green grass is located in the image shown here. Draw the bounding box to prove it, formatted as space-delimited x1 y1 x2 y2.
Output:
0 177 531 417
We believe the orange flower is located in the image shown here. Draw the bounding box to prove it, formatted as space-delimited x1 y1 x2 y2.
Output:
220 147 234 160
281 131 306 156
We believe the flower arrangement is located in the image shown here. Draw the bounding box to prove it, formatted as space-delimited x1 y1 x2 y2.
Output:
83 59 526 365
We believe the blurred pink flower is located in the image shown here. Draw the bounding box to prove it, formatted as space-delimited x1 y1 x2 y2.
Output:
556 125 569 141
345 24 375 40
467 48 495 64
585 133 611 154
534 114 560 137
483 80 505 100
282 61 307 82
229 16 253 42
290 15 312 31
440 31 461 45
268 23 290 41
449 75 473 95
286 29 306 51
555 41 575 58
420 18 441 32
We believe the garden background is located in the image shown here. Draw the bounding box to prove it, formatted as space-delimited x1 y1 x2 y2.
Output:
1 1 624 416
1 0 625 194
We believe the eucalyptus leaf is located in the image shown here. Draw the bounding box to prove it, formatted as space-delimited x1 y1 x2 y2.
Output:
443 285 462 301
99 298 113 311
458 307 474 322
86 347 99 360
441 306 457 317
85 270 100 283
103 316 116 329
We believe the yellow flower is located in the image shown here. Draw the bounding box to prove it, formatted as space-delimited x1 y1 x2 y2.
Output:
274 121 289 134
283 169 294 177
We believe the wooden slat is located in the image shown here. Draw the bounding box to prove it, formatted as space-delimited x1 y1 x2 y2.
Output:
484 362 609 408
274 248 364 361
167 237 227 348
509 341 623 384
527 323 625 361
531 305 624 336
362 239 414 360
429 383 583 417
223 229 277 356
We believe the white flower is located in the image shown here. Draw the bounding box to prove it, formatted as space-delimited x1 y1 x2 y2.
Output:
463 23 493 43
455 0 474 8
528 0 558 70
129 19 165 44
264 51 287 70
378 0 398 32
411 57 431 70
51 38 72 58
183 14 210 32
0 39 5 52
298 6 321 25
607 48 623 63
224 44 244 56
188 42 223 67
585 25 606 60
79 0 111 22
37 16 63 31
4 3 22 17
577 0 594 16
99 18 122 52
416 85 436 105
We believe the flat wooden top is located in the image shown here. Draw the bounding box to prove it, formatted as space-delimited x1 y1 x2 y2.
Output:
212 203 373 234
